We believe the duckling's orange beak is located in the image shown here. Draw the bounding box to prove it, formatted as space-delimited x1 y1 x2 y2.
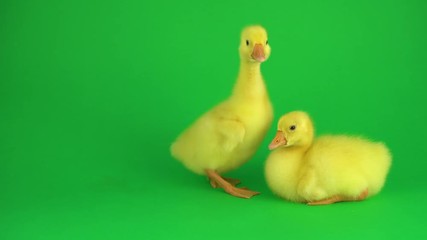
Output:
269 131 287 150
251 44 265 62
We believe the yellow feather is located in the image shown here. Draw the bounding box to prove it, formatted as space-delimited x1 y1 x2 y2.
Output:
171 26 273 175
265 111 392 204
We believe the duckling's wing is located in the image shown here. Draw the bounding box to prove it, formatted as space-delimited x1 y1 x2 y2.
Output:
214 116 245 152
171 105 245 161
207 104 246 152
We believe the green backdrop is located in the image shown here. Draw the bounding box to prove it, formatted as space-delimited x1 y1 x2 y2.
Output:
1 0 427 239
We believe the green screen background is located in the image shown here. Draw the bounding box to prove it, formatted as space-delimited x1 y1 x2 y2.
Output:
1 0 426 239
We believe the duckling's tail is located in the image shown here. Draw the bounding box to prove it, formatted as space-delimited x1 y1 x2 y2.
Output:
170 141 180 159
368 142 392 195
170 139 189 161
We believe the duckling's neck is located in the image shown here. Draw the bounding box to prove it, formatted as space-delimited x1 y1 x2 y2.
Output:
231 61 267 100
281 145 310 157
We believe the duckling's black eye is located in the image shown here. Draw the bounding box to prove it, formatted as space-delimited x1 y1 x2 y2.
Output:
246 40 249 46
289 125 296 131
266 40 269 45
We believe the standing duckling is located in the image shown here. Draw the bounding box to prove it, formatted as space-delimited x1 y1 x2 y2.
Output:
265 111 391 205
171 26 273 198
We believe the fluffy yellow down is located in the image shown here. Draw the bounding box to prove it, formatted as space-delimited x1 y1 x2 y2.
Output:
265 111 392 203
171 25 273 175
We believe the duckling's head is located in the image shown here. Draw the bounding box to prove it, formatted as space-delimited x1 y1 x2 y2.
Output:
239 25 271 63
269 111 314 150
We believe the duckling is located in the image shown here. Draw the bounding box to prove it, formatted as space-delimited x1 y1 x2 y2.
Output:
171 25 273 198
265 111 391 205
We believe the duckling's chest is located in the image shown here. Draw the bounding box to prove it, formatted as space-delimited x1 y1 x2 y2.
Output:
265 150 305 202
239 99 273 138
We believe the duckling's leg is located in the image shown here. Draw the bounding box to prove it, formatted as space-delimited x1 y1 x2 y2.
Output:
205 169 259 199
308 189 369 206
209 177 241 188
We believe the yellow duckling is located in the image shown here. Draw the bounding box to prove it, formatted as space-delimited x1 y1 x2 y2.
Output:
265 111 391 205
171 25 273 198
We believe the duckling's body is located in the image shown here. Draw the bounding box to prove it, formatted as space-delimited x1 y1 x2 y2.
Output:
171 26 273 198
172 87 272 174
265 111 391 205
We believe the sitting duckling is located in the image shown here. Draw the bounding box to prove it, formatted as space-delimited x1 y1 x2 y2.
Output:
171 26 273 198
265 111 391 205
